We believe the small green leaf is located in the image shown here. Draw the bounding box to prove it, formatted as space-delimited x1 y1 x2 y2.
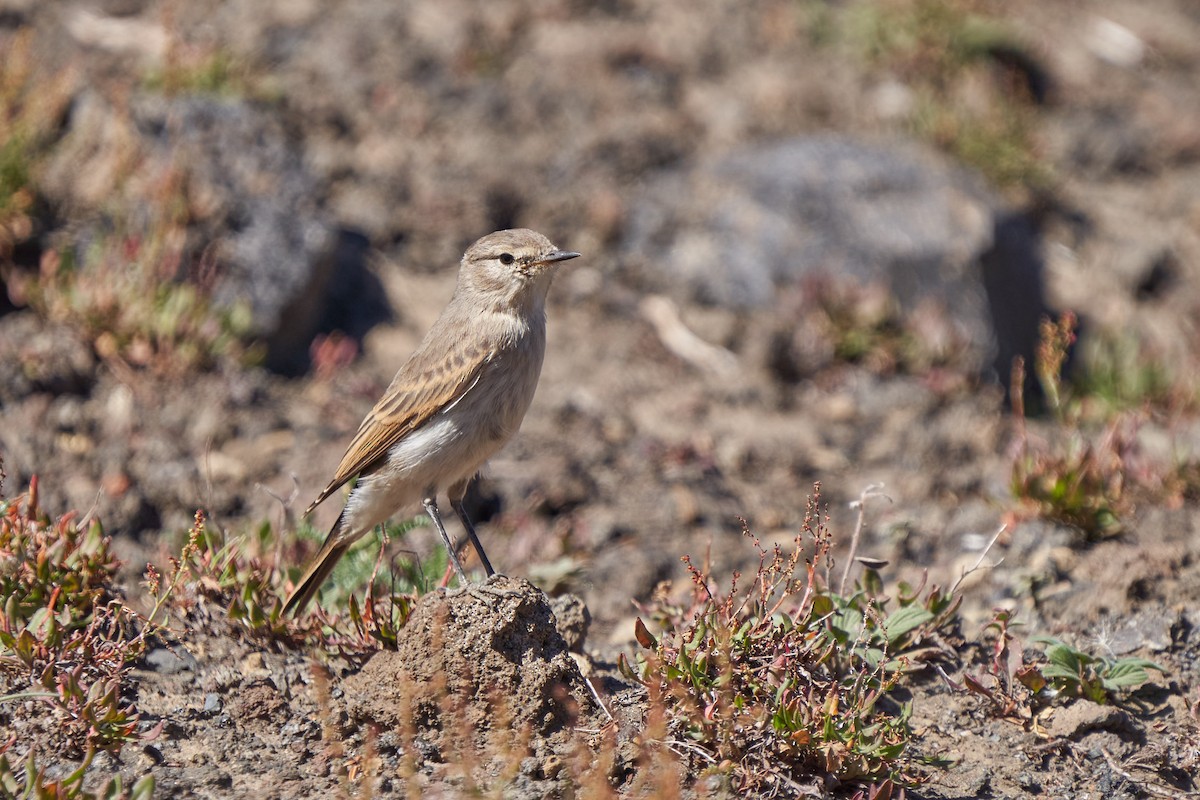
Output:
882 605 933 645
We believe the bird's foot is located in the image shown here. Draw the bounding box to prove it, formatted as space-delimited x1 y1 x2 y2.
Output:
445 573 522 602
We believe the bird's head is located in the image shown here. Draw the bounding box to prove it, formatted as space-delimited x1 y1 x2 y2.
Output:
457 229 581 311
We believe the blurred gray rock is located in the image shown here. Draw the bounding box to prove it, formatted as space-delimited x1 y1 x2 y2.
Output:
38 91 389 375
144 644 199 675
126 95 336 375
624 135 1049 384
137 96 335 321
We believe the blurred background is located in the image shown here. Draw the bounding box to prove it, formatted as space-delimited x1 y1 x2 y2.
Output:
2 0 1200 633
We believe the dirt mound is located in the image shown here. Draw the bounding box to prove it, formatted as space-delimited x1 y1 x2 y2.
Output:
346 577 593 744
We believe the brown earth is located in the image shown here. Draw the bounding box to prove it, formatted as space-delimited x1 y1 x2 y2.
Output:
2 0 1200 797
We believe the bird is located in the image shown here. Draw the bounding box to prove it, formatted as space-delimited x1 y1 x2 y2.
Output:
283 229 581 615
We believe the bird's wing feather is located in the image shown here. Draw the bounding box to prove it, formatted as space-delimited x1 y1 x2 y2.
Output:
305 338 494 516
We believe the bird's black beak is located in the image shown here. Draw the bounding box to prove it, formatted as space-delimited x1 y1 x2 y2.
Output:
540 250 581 264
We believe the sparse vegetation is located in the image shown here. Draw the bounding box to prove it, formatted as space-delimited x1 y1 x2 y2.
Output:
1011 313 1200 539
1 459 1190 796
911 96 1049 191
146 509 448 654
143 47 254 98
0 30 74 262
1073 330 1188 415
0 469 444 793
1 31 258 375
771 276 973 383
0 473 153 796
847 0 1014 77
623 488 960 794
812 279 966 375
841 0 1052 191
1030 635 1166 705
0 751 154 800
12 172 258 374
1010 314 1132 540
962 609 1166 725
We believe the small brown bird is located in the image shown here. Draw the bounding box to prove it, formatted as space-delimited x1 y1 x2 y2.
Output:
284 229 580 615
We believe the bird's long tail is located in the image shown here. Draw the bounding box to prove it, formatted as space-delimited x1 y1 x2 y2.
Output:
284 521 351 616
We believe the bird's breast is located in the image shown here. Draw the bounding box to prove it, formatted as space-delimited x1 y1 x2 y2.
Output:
466 335 546 442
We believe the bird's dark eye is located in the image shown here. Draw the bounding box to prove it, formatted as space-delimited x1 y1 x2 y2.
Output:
498 253 515 265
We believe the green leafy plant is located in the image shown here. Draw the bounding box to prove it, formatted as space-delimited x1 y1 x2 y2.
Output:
622 487 955 794
963 608 1042 723
822 565 962 676
301 517 448 651
1032 636 1166 705
964 609 1166 725
1010 312 1200 540
146 509 297 640
292 515 448 610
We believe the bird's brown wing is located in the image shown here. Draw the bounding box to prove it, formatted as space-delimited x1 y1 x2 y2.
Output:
304 339 494 516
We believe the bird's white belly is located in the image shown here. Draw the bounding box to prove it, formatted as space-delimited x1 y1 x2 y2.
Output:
340 355 540 537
